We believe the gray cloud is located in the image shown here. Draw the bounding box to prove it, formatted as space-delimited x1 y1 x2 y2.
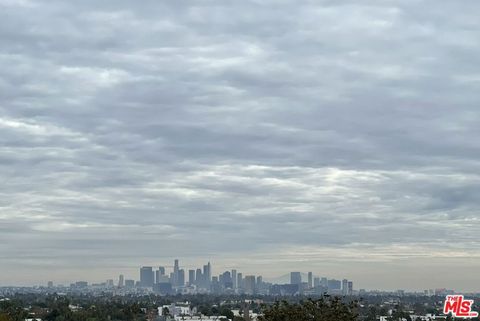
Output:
1 0 480 291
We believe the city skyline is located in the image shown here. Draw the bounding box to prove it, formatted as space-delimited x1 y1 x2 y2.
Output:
0 258 469 294
1 0 480 294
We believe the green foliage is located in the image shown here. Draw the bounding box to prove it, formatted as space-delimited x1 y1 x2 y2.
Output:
259 297 358 321
219 307 234 319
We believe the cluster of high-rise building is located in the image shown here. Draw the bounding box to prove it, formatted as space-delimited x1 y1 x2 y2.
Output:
288 272 353 295
129 260 354 296
137 260 213 294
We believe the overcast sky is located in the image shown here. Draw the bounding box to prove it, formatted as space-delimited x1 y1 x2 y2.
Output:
1 0 480 291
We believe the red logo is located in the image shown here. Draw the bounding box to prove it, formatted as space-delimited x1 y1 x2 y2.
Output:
443 295 478 318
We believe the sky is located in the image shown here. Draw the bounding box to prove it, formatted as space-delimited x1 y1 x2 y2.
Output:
1 0 480 292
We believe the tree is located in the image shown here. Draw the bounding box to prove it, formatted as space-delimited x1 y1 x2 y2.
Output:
219 307 234 320
259 297 358 321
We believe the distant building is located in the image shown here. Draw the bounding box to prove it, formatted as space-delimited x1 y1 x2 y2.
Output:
188 269 195 285
222 271 233 288
140 266 154 287
158 266 166 275
203 262 211 286
154 282 173 295
47 281 53 288
232 269 237 289
347 281 353 295
237 273 243 290
158 302 192 317
195 269 203 287
308 272 313 288
155 267 166 284
321 277 328 288
313 277 320 288
125 279 135 288
270 284 299 296
327 279 341 290
290 272 302 285
342 279 348 295
178 269 185 286
244 275 256 295
256 275 262 286
173 259 179 286
74 281 88 288
118 274 124 287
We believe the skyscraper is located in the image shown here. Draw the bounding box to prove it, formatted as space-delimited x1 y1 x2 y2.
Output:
222 271 232 288
140 266 154 287
196 269 203 287
237 273 243 290
244 275 256 295
321 277 328 288
347 281 353 295
342 279 348 295
290 272 302 285
308 272 313 288
232 269 237 289
125 279 135 288
173 259 179 286
256 275 262 286
118 274 124 287
203 262 211 285
178 269 185 286
188 269 195 285
314 277 320 288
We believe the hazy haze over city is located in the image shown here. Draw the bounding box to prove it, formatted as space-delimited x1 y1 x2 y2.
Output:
1 0 480 291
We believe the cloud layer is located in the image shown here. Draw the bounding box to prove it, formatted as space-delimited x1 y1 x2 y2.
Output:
1 0 480 291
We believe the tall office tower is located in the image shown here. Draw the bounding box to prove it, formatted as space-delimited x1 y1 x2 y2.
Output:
290 272 302 285
140 266 154 287
314 277 320 288
321 277 328 288
169 272 175 284
106 279 114 287
221 271 232 288
308 272 313 288
347 281 353 295
156 266 166 282
256 276 262 286
188 269 195 285
47 281 53 288
118 274 124 287
208 262 211 281
157 274 170 284
237 273 243 289
203 264 208 284
203 262 211 284
244 275 256 295
173 259 179 286
231 269 237 289
125 279 135 288
196 269 203 287
328 279 341 290
342 279 348 295
178 269 185 286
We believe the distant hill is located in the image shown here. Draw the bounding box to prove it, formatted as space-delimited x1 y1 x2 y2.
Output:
264 272 310 284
